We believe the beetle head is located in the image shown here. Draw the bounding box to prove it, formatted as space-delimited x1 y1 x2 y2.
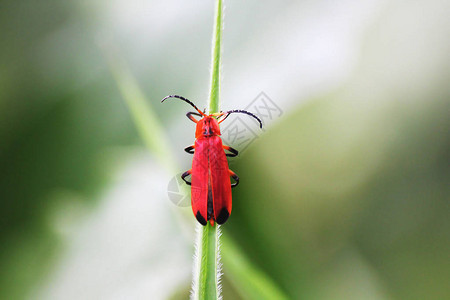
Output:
196 116 221 138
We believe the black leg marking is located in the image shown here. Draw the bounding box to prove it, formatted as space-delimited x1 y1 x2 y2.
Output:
181 170 192 186
186 112 202 123
216 207 230 225
224 146 238 157
184 145 195 155
230 170 239 188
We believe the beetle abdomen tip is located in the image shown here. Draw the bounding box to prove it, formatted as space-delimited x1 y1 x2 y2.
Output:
216 207 230 225
196 211 207 226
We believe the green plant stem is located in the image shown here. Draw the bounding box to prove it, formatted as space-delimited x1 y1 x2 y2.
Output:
208 0 222 115
195 223 220 300
194 1 223 299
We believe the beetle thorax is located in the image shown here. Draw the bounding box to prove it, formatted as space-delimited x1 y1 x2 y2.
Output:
195 116 221 138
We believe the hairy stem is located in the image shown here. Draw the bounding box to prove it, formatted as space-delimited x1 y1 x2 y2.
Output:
193 0 223 299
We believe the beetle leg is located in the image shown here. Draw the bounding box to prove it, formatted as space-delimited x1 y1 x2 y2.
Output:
186 112 202 123
184 145 195 155
181 170 192 186
223 145 238 157
229 170 239 188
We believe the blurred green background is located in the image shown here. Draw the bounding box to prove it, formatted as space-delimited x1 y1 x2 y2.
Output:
0 0 449 299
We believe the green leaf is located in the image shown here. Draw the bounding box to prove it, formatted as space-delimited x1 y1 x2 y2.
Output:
221 234 289 300
106 51 176 171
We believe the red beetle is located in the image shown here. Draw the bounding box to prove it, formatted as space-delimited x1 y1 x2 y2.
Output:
162 95 262 226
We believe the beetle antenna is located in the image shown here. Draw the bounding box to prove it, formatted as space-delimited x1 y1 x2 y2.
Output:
161 95 206 116
222 110 263 128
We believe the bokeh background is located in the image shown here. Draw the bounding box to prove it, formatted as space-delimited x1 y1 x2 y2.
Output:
1 0 449 299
